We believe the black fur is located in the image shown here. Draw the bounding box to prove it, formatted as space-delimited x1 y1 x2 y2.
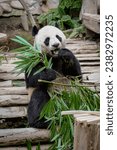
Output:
44 37 50 46
25 48 82 128
56 35 62 42
32 26 39 36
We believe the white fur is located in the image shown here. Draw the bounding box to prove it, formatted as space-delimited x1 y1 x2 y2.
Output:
34 25 66 53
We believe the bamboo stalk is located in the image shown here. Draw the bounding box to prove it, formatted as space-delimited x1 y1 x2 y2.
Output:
38 79 86 87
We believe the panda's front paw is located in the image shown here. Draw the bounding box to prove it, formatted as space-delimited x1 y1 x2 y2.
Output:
58 48 74 65
45 69 57 81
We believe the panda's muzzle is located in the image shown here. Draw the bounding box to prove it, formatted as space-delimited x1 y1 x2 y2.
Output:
51 48 59 55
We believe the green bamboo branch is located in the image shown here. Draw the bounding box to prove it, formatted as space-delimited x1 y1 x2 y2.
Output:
38 79 87 87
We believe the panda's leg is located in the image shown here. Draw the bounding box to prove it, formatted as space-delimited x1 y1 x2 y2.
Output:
27 88 50 128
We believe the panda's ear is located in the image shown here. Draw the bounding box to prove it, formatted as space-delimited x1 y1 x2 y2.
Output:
32 26 38 36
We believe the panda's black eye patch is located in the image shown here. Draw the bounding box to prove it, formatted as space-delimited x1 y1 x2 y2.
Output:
44 37 50 46
56 35 62 42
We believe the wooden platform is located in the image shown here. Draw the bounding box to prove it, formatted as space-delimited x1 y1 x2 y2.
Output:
0 39 100 148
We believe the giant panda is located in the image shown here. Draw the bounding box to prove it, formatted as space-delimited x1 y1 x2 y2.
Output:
25 25 82 128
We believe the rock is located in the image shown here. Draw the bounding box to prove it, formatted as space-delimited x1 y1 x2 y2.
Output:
24 0 37 6
41 5 49 13
2 8 24 17
0 3 12 13
10 0 23 10
29 3 42 14
47 0 59 9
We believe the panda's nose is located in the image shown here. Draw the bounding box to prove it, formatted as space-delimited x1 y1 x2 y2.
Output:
52 43 59 48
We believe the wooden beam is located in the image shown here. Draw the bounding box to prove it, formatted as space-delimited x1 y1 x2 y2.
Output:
0 87 27 95
0 145 51 150
0 95 28 106
0 128 50 146
0 81 12 87
0 106 27 118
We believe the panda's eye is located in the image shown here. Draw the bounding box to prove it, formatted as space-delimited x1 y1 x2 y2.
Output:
56 35 62 42
44 37 50 46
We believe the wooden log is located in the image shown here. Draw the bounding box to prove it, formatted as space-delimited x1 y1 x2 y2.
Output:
73 122 100 150
0 87 27 95
0 64 16 73
0 95 28 106
0 145 51 150
0 73 24 80
73 111 100 150
0 81 12 87
0 128 50 146
0 106 27 118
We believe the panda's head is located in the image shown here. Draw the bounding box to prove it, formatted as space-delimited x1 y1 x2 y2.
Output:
32 25 66 55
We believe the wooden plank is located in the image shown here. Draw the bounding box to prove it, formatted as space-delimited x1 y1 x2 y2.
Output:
0 64 16 73
78 57 100 62
73 49 99 54
0 128 50 146
0 80 12 87
66 39 97 45
81 66 100 74
66 44 98 51
0 95 28 106
83 72 100 83
0 73 24 80
80 62 100 66
0 106 27 118
75 53 99 58
0 87 27 95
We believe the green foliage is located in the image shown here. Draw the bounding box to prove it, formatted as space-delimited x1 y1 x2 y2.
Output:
37 0 82 31
40 82 100 150
11 36 52 76
0 55 4 63
26 141 40 150
0 47 6 64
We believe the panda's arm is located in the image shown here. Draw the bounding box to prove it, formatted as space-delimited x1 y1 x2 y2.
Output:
58 48 82 80
25 67 56 87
